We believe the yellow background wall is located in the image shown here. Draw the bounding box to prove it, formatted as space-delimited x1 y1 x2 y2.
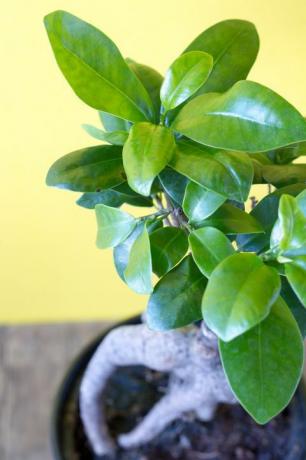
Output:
1 0 306 323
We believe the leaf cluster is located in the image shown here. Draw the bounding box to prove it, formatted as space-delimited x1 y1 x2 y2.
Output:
44 11 306 424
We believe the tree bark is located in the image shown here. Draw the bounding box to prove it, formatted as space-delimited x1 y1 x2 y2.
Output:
80 321 236 456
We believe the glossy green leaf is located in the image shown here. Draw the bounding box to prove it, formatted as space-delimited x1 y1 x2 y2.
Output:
95 204 136 249
127 59 163 122
150 227 189 277
270 195 306 258
159 168 189 205
124 224 152 294
113 223 144 281
172 81 306 153
170 141 253 202
77 184 153 209
123 122 176 196
82 124 128 145
46 145 125 192
202 253 281 341
44 11 154 122
267 141 306 165
281 278 306 337
184 19 259 94
219 298 304 424
198 203 263 235
183 181 226 222
262 164 306 188
147 255 207 330
237 185 306 253
160 51 213 111
189 227 234 277
286 257 306 307
99 112 130 132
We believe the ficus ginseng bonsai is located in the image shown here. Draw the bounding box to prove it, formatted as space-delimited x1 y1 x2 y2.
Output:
44 10 306 457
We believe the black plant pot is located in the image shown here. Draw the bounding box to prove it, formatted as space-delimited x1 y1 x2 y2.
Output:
51 317 306 460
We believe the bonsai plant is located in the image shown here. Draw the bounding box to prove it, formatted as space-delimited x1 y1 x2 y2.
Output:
44 10 306 458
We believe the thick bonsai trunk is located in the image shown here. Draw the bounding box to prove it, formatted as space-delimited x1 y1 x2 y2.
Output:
79 321 236 456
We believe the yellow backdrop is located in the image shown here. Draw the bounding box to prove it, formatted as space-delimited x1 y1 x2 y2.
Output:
1 0 306 323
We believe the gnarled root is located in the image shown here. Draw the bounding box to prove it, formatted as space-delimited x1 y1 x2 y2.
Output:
79 322 236 456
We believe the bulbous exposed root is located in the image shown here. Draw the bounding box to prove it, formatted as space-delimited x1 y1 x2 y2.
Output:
79 322 236 456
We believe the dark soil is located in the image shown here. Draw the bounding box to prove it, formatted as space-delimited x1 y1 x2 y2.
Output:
63 366 302 460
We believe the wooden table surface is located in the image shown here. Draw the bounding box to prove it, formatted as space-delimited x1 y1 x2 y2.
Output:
0 322 110 460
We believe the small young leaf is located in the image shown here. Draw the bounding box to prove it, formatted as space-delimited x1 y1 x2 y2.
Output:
82 124 128 145
113 223 144 281
189 227 234 277
170 141 253 202
123 122 176 196
150 227 189 277
183 181 226 222
219 298 304 424
99 112 130 132
184 19 259 94
202 253 281 341
124 224 152 294
147 255 207 330
95 205 136 249
160 51 213 111
172 81 306 153
198 203 263 235
46 145 125 192
44 11 154 122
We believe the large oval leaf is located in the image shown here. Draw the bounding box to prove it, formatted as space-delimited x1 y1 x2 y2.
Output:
169 141 253 202
183 181 226 222
189 227 234 277
95 205 136 249
286 257 306 308
46 145 125 192
172 81 306 153
184 19 259 94
44 11 154 122
124 224 152 294
159 168 189 205
160 51 213 111
123 122 176 196
281 278 306 337
219 298 304 424
147 255 207 330
150 227 189 277
202 253 281 341
196 203 263 235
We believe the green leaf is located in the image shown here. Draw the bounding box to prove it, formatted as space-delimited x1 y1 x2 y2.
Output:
262 164 306 187
82 124 128 145
147 255 207 330
270 195 306 258
267 141 306 165
198 203 263 235
183 181 226 222
160 51 213 111
44 11 154 122
219 298 304 424
237 185 306 253
124 224 152 294
95 204 136 249
113 223 144 281
127 59 163 122
286 257 306 307
184 19 259 94
99 112 130 132
281 277 306 337
150 227 189 277
46 145 125 192
77 184 153 209
202 253 281 341
123 122 176 196
158 168 189 205
170 141 253 202
189 227 234 277
172 81 306 153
